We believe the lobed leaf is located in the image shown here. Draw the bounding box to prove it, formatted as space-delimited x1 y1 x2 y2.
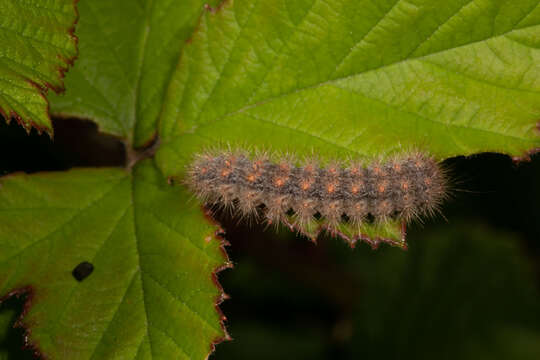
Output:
0 161 230 359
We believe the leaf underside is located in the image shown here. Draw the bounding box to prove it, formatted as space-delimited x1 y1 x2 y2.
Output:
0 0 78 134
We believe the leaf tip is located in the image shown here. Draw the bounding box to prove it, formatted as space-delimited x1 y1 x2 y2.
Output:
0 105 54 138
511 121 540 163
511 148 540 163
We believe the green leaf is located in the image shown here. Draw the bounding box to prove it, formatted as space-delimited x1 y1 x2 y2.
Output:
155 0 540 246
157 0 540 172
48 0 220 146
0 161 230 359
0 0 77 135
39 1 235 357
155 0 540 168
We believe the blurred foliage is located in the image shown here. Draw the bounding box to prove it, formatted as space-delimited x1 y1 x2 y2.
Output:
216 222 540 360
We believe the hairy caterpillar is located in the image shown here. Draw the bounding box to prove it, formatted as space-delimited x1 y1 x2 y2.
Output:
186 149 447 245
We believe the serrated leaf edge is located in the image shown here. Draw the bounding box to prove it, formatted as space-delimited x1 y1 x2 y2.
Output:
0 0 80 137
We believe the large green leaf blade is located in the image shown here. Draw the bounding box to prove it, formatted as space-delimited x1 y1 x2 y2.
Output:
156 0 540 176
0 0 78 134
48 0 220 145
154 0 540 246
0 161 230 359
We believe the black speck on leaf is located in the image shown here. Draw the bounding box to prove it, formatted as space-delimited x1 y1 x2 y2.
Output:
72 261 94 282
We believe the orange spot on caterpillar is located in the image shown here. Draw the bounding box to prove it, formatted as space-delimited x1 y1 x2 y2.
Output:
274 177 286 187
377 180 389 194
377 200 393 216
278 163 289 170
354 202 365 211
373 166 384 176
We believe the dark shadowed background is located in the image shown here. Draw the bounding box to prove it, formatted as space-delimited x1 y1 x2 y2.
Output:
1 117 539 359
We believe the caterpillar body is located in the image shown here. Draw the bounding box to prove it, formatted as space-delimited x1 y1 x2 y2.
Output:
186 149 447 245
